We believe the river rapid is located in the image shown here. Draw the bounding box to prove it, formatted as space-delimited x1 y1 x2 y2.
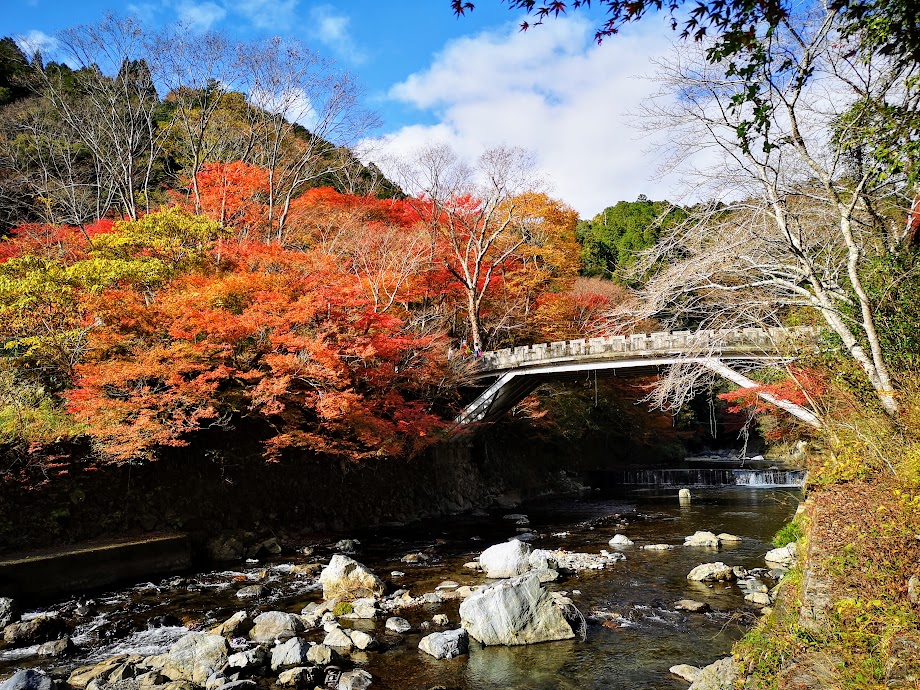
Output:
0 483 800 690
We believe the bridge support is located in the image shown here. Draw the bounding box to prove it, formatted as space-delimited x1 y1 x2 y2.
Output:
700 359 822 428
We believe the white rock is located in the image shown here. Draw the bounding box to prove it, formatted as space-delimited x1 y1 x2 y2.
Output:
670 664 703 683
608 534 634 547
336 669 373 690
688 657 738 690
270 637 311 671
459 573 580 646
643 544 675 550
227 647 266 671
684 531 720 547
146 633 230 685
418 629 469 659
717 533 742 543
479 540 533 579
385 617 411 633
765 543 797 566
347 629 375 650
249 612 305 643
323 626 353 650
687 562 735 582
319 555 385 601
745 592 772 606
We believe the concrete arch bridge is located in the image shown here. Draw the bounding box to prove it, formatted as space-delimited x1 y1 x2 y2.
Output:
454 326 820 433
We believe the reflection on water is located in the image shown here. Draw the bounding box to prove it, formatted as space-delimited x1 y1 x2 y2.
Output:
0 486 799 690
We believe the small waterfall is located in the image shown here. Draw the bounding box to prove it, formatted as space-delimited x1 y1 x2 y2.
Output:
592 468 804 488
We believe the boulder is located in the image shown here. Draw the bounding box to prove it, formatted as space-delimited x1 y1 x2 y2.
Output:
68 657 131 688
670 665 702 683
765 543 796 567
347 630 375 651
745 592 772 606
235 585 267 600
688 657 738 690
0 670 57 690
319 555 385 601
675 599 710 613
249 611 305 643
642 544 675 550
227 647 266 671
479 540 532 579
384 617 411 633
270 637 312 671
687 563 735 582
306 643 339 666
684 531 720 548
210 611 253 639
323 627 353 651
0 598 19 629
608 534 634 547
37 637 76 657
277 667 319 687
717 533 742 543
336 669 372 690
3 614 66 646
418 629 469 660
459 573 580 646
207 535 245 562
147 633 230 685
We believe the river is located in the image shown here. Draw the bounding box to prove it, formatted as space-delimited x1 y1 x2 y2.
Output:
0 480 800 690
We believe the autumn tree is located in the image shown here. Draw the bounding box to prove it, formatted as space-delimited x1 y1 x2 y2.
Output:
393 144 542 351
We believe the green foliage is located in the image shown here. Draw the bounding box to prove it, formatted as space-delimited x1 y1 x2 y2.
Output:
863 250 920 371
0 37 32 106
332 602 354 616
576 195 686 279
94 207 230 267
0 370 84 448
773 518 803 547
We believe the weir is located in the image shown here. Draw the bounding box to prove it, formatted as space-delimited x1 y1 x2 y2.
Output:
590 468 806 488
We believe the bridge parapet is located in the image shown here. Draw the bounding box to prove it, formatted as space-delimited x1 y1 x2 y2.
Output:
478 326 817 373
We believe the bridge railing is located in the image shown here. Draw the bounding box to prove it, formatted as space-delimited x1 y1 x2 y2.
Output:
477 326 817 372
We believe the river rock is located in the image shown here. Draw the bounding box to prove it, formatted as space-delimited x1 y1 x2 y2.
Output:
0 598 19 629
37 637 75 657
675 599 710 613
463 561 482 571
68 656 131 688
670 664 703 683
0 669 58 690
346 598 379 619
3 614 66 646
270 637 311 671
459 572 580 646
249 611 305 643
608 534 634 547
306 643 339 666
210 611 253 639
277 667 319 687
207 535 245 562
688 657 738 690
552 551 607 571
227 647 266 671
235 585 266 600
336 669 372 690
684 531 721 548
319 555 385 601
323 627 353 650
385 616 411 633
687 563 735 582
335 539 359 554
348 629 376 650
717 533 742 543
432 614 449 626
147 633 230 685
400 552 428 563
479 540 532 578
643 544 675 550
418 629 469 660
218 681 257 690
765 543 797 566
745 592 772 606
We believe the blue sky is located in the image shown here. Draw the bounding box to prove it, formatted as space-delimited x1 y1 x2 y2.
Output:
3 0 680 217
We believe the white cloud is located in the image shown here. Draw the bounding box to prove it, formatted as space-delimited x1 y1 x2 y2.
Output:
175 0 227 31
308 5 366 64
15 30 58 57
229 0 299 31
365 17 679 218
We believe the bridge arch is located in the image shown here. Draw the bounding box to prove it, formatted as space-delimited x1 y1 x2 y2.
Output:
453 327 820 433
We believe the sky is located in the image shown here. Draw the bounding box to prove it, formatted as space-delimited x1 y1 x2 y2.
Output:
3 0 681 218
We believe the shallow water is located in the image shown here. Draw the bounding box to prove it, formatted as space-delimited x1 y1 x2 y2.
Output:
0 485 800 690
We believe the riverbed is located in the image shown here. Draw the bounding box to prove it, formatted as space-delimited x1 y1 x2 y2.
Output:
0 484 800 690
